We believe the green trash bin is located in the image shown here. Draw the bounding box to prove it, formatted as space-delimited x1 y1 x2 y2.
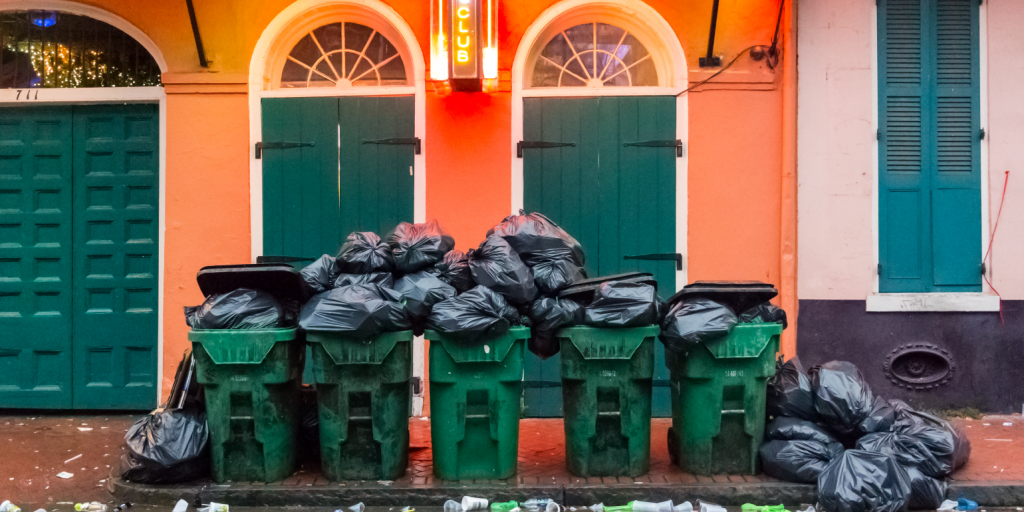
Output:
307 330 414 481
189 327 304 483
558 325 658 477
426 326 529 480
666 323 782 475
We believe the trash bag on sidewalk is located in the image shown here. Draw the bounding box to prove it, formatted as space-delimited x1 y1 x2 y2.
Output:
531 257 586 295
300 254 341 295
185 288 295 329
856 431 943 479
659 298 737 353
426 285 522 345
527 296 584 359
739 303 788 329
858 395 897 435
386 220 456 274
121 407 209 484
299 284 411 337
583 281 659 328
428 250 473 294
337 232 395 274
394 271 457 334
333 272 394 289
760 439 844 484
487 210 585 266
765 417 837 445
767 357 817 421
469 235 538 305
905 466 947 510
817 450 912 512
810 361 875 440
892 409 971 477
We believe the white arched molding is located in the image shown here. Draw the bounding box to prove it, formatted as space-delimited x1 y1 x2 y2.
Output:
248 0 427 261
510 0 689 291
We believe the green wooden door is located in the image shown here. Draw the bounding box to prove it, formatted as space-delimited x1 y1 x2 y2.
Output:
878 0 981 292
521 96 677 417
0 107 75 408
0 104 159 410
72 104 160 409
261 96 415 259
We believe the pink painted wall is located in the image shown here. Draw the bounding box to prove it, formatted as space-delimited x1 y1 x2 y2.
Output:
797 0 1024 301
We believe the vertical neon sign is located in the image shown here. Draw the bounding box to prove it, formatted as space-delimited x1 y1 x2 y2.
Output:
449 0 479 80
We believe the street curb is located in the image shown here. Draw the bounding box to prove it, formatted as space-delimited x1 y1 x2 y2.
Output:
949 482 1024 506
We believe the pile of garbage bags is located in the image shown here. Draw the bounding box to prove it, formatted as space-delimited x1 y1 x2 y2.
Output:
660 298 787 353
762 358 971 511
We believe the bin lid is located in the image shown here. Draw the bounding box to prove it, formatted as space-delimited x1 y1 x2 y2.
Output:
558 272 657 303
196 263 307 303
667 280 778 314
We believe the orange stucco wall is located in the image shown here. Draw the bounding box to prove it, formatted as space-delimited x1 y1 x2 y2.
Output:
36 0 794 399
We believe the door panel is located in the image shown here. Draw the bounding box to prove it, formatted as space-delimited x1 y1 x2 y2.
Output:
0 107 74 408
522 96 677 417
72 104 159 409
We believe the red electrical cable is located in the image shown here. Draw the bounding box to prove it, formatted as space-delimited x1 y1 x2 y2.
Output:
983 170 1009 324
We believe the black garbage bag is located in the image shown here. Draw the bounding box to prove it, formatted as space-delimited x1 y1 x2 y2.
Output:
184 288 294 329
527 297 584 359
765 417 837 444
817 450 912 512
336 232 395 274
810 361 875 441
385 220 456 274
856 431 944 479
739 303 788 329
659 298 737 353
487 211 585 266
299 284 412 337
300 254 341 295
858 395 898 435
333 272 394 289
120 407 209 483
583 281 659 328
426 285 522 345
531 257 586 295
760 439 844 484
394 271 457 334
892 409 971 477
428 250 473 293
905 466 947 510
469 235 538 305
767 357 817 421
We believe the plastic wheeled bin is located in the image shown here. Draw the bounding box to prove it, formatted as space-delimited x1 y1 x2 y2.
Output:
307 329 414 480
557 325 659 477
666 323 782 475
190 327 304 482
426 327 530 480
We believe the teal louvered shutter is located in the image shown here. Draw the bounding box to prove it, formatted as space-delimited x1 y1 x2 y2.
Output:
878 0 981 293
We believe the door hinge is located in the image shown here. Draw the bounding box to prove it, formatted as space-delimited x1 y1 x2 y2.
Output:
362 137 421 155
255 141 315 159
411 376 422 395
624 253 683 271
877 129 882 141
517 140 575 158
981 262 987 275
624 139 684 158
980 128 986 140
877 263 882 275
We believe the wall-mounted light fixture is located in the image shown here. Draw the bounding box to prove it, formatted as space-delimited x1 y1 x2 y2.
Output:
431 0 498 93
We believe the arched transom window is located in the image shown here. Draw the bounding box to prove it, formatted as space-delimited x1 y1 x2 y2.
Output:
281 21 407 88
532 22 657 88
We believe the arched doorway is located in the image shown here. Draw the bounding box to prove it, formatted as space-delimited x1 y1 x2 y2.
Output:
0 5 166 410
512 0 688 418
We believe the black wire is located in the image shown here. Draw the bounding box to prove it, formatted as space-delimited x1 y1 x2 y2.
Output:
676 45 762 97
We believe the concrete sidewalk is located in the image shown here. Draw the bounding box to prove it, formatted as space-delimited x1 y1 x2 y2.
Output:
4 415 1024 509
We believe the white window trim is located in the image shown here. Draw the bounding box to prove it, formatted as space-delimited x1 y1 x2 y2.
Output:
870 1 994 312
511 0 689 292
248 0 427 415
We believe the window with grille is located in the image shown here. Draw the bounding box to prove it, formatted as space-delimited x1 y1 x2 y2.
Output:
0 11 161 88
280 21 407 88
531 22 657 88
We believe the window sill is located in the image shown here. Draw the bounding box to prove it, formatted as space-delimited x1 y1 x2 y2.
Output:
866 293 1001 312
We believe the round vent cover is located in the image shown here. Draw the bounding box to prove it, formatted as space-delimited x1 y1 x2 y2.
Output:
883 343 955 390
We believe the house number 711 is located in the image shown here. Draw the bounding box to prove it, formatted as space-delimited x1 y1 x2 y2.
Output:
14 90 40 100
